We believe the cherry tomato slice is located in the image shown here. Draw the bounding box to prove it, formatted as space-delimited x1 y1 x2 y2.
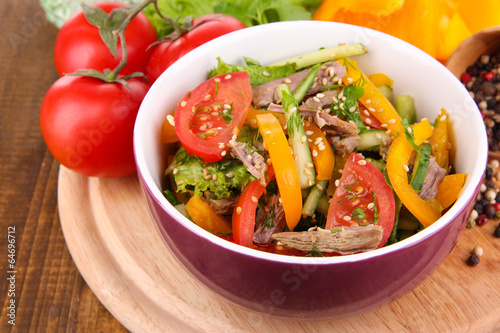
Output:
174 71 252 163
326 153 395 248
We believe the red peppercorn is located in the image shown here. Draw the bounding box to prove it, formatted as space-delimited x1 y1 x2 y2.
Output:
461 72 471 84
494 202 500 211
484 71 495 82
476 213 489 226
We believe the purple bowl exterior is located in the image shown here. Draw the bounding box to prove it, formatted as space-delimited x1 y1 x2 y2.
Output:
138 171 480 320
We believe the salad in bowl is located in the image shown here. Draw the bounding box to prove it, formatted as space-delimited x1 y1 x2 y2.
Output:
134 21 486 319
160 43 466 257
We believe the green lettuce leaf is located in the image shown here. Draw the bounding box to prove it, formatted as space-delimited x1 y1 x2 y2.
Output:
209 57 297 87
166 147 253 198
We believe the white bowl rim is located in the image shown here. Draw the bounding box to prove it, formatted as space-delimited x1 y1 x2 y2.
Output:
134 20 488 266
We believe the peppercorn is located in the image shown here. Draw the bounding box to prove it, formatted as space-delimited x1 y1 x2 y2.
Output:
474 202 484 215
494 224 500 238
476 214 489 226
484 204 497 219
466 254 480 266
485 166 493 179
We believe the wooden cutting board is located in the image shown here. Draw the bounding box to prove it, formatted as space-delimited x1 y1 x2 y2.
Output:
57 166 500 333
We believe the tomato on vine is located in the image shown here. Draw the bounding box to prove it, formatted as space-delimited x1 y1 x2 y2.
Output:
146 14 247 82
54 2 157 76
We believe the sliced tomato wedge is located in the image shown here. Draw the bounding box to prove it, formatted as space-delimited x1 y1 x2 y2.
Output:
326 153 395 248
359 102 384 129
232 166 275 247
174 71 252 162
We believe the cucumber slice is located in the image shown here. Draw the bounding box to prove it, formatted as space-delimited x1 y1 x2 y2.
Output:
410 142 432 190
357 129 391 151
396 95 417 124
377 84 394 105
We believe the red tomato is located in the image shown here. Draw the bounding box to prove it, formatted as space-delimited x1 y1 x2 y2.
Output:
233 166 275 247
174 71 252 163
326 153 395 248
146 14 246 82
54 2 157 76
40 75 150 177
359 102 383 129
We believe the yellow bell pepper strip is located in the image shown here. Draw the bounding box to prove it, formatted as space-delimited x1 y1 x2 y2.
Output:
245 108 287 129
387 119 442 227
185 196 232 235
161 114 179 143
232 166 275 247
256 113 302 230
368 73 394 87
435 173 467 210
428 108 451 170
303 121 335 180
341 58 404 136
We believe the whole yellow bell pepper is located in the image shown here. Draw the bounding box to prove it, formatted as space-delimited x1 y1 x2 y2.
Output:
256 113 302 230
387 119 442 227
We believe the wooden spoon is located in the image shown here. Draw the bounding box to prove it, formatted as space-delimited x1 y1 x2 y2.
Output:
446 25 500 161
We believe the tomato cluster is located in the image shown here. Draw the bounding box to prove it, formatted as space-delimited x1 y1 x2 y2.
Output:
40 2 246 178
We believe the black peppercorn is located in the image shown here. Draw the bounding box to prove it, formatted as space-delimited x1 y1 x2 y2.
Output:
466 254 480 266
495 223 500 238
485 167 493 179
485 204 497 219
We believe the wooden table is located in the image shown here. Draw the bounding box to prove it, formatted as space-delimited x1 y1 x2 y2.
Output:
0 1 128 331
1 1 500 332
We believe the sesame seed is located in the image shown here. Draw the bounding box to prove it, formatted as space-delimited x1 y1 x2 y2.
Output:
236 207 242 214
301 135 307 143
367 203 375 209
224 104 231 109
251 196 258 203
349 106 356 113
224 74 232 80
290 106 297 113
343 216 352 221
167 114 175 126
180 101 187 107
328 68 334 77
214 78 220 82
204 94 211 101
221 150 227 156
388 119 396 124
176 180 184 185
332 96 338 103
312 150 318 157
305 162 314 168
313 96 321 103
368 107 376 112
306 130 314 135
335 179 340 186
316 93 325 98
407 127 413 134
440 115 447 122
366 99 371 104
262 71 270 77
365 118 372 125
211 111 219 116
375 133 382 140
357 159 367 165
330 52 336 58
284 78 292 84
403 164 409 172
212 174 218 181
173 168 178 175
308 178 313 186
322 78 328 85
381 124 388 128
347 77 353 83
363 110 370 116
225 173 234 178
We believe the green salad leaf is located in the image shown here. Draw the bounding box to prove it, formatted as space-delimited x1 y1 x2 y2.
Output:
144 0 321 37
209 57 297 87
167 147 254 199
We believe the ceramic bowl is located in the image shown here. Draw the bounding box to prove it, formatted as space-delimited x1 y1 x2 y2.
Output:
134 21 487 320
446 25 500 160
